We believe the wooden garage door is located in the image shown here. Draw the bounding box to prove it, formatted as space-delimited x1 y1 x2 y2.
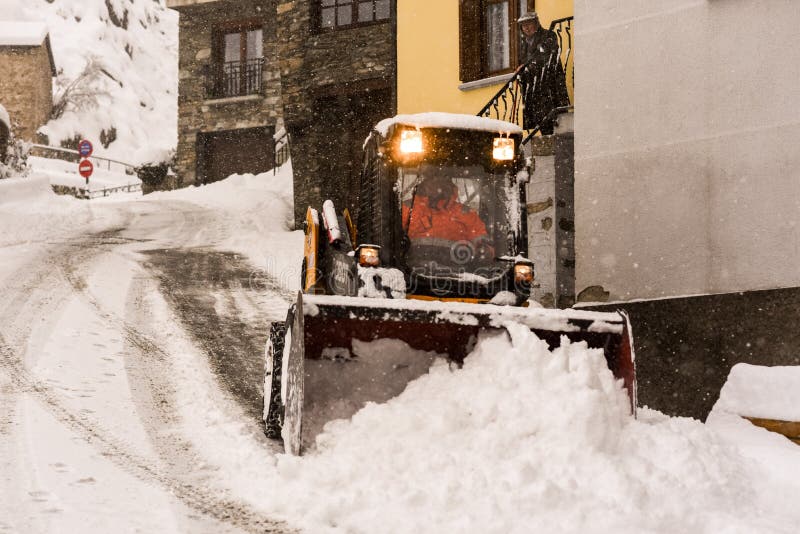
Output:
197 126 275 184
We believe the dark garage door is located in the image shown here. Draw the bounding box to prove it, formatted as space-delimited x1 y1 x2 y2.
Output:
197 126 275 184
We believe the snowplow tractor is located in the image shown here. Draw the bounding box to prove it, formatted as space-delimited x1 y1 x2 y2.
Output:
264 113 637 455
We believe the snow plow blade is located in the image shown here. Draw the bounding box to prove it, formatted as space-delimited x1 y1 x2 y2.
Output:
281 293 636 455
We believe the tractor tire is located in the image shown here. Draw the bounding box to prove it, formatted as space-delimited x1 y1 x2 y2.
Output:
263 321 286 439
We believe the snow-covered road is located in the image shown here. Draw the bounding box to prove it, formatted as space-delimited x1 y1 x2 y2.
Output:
0 200 293 533
2 170 800 534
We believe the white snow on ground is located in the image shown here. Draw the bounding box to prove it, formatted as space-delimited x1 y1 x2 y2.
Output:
29 156 142 193
0 175 92 247
1 171 799 533
144 161 304 291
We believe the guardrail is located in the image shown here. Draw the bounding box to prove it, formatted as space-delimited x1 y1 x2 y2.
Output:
51 182 142 200
30 144 137 175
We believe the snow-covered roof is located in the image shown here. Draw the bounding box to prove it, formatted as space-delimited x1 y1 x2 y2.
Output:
0 104 9 131
0 21 49 47
0 21 56 75
375 112 523 137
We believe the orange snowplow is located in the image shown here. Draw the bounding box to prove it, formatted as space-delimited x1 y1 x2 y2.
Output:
264 113 637 455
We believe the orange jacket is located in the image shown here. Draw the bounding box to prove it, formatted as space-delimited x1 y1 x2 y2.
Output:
402 194 488 241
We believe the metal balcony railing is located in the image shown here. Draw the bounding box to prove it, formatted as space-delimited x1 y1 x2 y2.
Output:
204 58 265 100
478 16 574 145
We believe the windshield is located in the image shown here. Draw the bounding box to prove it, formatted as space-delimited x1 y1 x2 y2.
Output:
398 163 515 281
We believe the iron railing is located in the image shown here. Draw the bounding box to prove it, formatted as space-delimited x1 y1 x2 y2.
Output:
273 128 290 175
478 16 574 144
30 144 137 175
205 58 265 100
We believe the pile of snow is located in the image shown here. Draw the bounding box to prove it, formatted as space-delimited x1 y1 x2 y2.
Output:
710 363 800 422
145 162 303 287
0 175 92 246
29 156 141 193
250 326 798 533
0 1 178 165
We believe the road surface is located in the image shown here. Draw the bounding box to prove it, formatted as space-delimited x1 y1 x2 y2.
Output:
0 200 296 533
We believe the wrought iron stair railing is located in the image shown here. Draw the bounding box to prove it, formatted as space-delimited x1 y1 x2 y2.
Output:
477 16 573 146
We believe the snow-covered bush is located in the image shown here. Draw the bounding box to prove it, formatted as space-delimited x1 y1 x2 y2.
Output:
0 130 31 180
51 57 112 120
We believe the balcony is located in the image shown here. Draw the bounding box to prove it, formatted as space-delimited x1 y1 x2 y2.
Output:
204 58 264 100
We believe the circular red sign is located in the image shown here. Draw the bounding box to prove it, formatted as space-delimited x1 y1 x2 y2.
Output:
79 159 94 178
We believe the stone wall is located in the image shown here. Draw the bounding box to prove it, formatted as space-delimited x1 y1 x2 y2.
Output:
275 1 396 226
0 45 53 142
171 0 283 189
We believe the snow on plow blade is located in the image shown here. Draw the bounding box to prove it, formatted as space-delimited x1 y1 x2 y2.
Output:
283 293 636 455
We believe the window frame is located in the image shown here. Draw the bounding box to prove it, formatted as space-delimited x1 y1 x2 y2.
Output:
209 20 266 99
460 0 532 83
314 0 392 32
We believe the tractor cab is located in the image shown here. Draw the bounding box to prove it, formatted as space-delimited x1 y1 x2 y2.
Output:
357 114 532 303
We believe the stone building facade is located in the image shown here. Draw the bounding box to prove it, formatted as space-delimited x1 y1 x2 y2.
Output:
274 1 396 225
167 0 283 188
0 22 56 143
168 0 396 224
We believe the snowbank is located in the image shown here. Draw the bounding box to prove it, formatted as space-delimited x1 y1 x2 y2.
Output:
28 156 142 192
257 325 796 534
144 162 303 288
711 363 800 422
0 175 91 246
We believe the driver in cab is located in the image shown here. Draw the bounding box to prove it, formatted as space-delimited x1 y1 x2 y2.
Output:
402 175 488 241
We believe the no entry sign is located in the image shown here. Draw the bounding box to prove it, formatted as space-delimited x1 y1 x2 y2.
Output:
79 159 94 179
78 139 93 158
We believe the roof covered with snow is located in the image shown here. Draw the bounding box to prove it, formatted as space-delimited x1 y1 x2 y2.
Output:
0 21 56 75
0 21 48 46
375 112 523 137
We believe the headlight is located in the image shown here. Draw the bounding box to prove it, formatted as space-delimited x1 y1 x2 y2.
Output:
493 137 515 161
514 262 534 283
358 245 381 267
400 130 423 154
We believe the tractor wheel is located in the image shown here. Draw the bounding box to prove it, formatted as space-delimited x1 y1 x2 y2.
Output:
263 321 286 439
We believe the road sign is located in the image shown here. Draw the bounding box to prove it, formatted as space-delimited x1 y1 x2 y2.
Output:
78 139 93 158
79 159 94 179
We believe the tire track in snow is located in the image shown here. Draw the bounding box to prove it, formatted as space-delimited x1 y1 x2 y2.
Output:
0 229 295 534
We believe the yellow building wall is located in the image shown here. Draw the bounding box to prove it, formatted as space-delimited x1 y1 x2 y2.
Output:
397 0 573 116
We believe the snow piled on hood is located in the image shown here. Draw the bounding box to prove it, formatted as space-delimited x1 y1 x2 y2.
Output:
259 324 792 534
0 0 177 165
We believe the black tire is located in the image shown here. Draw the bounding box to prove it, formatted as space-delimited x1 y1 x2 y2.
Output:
263 321 286 439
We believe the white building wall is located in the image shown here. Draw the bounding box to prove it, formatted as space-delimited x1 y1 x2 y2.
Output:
574 0 800 300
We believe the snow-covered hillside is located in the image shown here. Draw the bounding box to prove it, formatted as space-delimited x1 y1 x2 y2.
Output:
0 0 177 165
